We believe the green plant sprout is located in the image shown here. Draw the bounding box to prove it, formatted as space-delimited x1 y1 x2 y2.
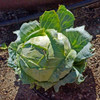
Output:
0 43 7 50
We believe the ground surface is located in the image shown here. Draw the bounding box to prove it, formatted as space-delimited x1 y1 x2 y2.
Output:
0 1 100 100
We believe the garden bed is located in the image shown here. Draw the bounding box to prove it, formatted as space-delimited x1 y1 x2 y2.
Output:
0 2 100 100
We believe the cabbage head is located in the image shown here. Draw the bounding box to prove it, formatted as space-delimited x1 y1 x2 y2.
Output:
8 5 94 92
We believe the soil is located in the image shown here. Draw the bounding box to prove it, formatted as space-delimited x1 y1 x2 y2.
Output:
0 1 100 100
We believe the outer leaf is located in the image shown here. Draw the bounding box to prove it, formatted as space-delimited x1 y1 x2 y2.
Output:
75 42 94 61
54 67 84 92
35 81 56 91
26 28 45 41
20 56 55 82
19 55 39 68
20 68 35 84
59 49 77 79
57 5 75 32
8 42 19 68
74 60 86 74
0 43 7 50
40 10 60 31
54 69 77 92
65 26 92 53
40 5 75 33
22 67 55 82
48 49 77 82
47 32 71 59
20 44 44 64
46 29 65 58
14 20 40 42
73 67 85 84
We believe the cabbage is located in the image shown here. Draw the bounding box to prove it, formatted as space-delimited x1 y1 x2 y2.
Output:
8 5 94 92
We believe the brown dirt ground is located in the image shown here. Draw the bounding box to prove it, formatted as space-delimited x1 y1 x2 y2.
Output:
0 36 100 100
0 1 100 100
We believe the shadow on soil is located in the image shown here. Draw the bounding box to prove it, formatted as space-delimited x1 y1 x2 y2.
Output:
14 67 97 100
